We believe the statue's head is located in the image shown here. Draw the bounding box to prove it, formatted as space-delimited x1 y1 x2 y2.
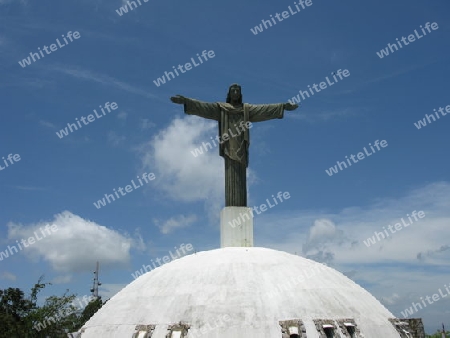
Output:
226 83 242 104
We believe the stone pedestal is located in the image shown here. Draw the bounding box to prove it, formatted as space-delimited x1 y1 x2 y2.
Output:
220 207 253 247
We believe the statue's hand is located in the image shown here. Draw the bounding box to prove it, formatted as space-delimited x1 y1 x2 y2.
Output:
170 95 186 104
284 103 299 111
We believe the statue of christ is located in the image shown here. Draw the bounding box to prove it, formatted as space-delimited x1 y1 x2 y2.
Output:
170 83 298 207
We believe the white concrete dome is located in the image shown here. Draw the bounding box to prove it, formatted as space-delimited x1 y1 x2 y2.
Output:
80 247 403 337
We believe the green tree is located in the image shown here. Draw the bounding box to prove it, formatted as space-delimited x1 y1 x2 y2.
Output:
0 287 34 337
426 331 450 338
0 277 86 338
30 290 79 337
72 296 105 331
78 297 103 326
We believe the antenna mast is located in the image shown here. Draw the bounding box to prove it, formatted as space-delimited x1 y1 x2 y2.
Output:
90 261 102 299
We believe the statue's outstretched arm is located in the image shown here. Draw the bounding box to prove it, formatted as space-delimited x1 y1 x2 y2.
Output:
283 103 299 111
170 95 220 121
170 95 186 104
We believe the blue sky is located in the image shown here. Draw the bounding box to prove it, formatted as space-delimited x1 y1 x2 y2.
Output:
1 0 450 333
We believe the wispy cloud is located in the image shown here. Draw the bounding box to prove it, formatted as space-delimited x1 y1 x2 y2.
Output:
13 186 48 191
140 118 155 130
0 271 17 281
77 29 142 46
0 0 27 5
287 108 358 123
50 65 160 100
39 120 56 128
51 275 72 284
330 50 346 64
107 130 126 146
117 111 128 121
341 59 441 95
154 214 197 234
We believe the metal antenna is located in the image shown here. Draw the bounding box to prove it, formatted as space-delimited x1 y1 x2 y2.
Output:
90 261 102 300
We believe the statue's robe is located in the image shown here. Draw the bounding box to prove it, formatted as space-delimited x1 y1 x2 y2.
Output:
184 98 285 207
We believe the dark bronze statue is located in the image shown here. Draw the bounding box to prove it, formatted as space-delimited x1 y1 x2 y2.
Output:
170 84 298 207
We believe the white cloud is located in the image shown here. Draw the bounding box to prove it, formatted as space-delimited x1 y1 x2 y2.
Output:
256 181 450 326
301 218 345 265
0 271 17 281
308 218 337 242
138 116 224 217
154 214 197 234
381 293 400 305
6 211 137 273
131 228 147 253
140 118 155 130
51 275 72 284
117 111 128 120
39 120 56 128
107 130 126 146
271 182 450 267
